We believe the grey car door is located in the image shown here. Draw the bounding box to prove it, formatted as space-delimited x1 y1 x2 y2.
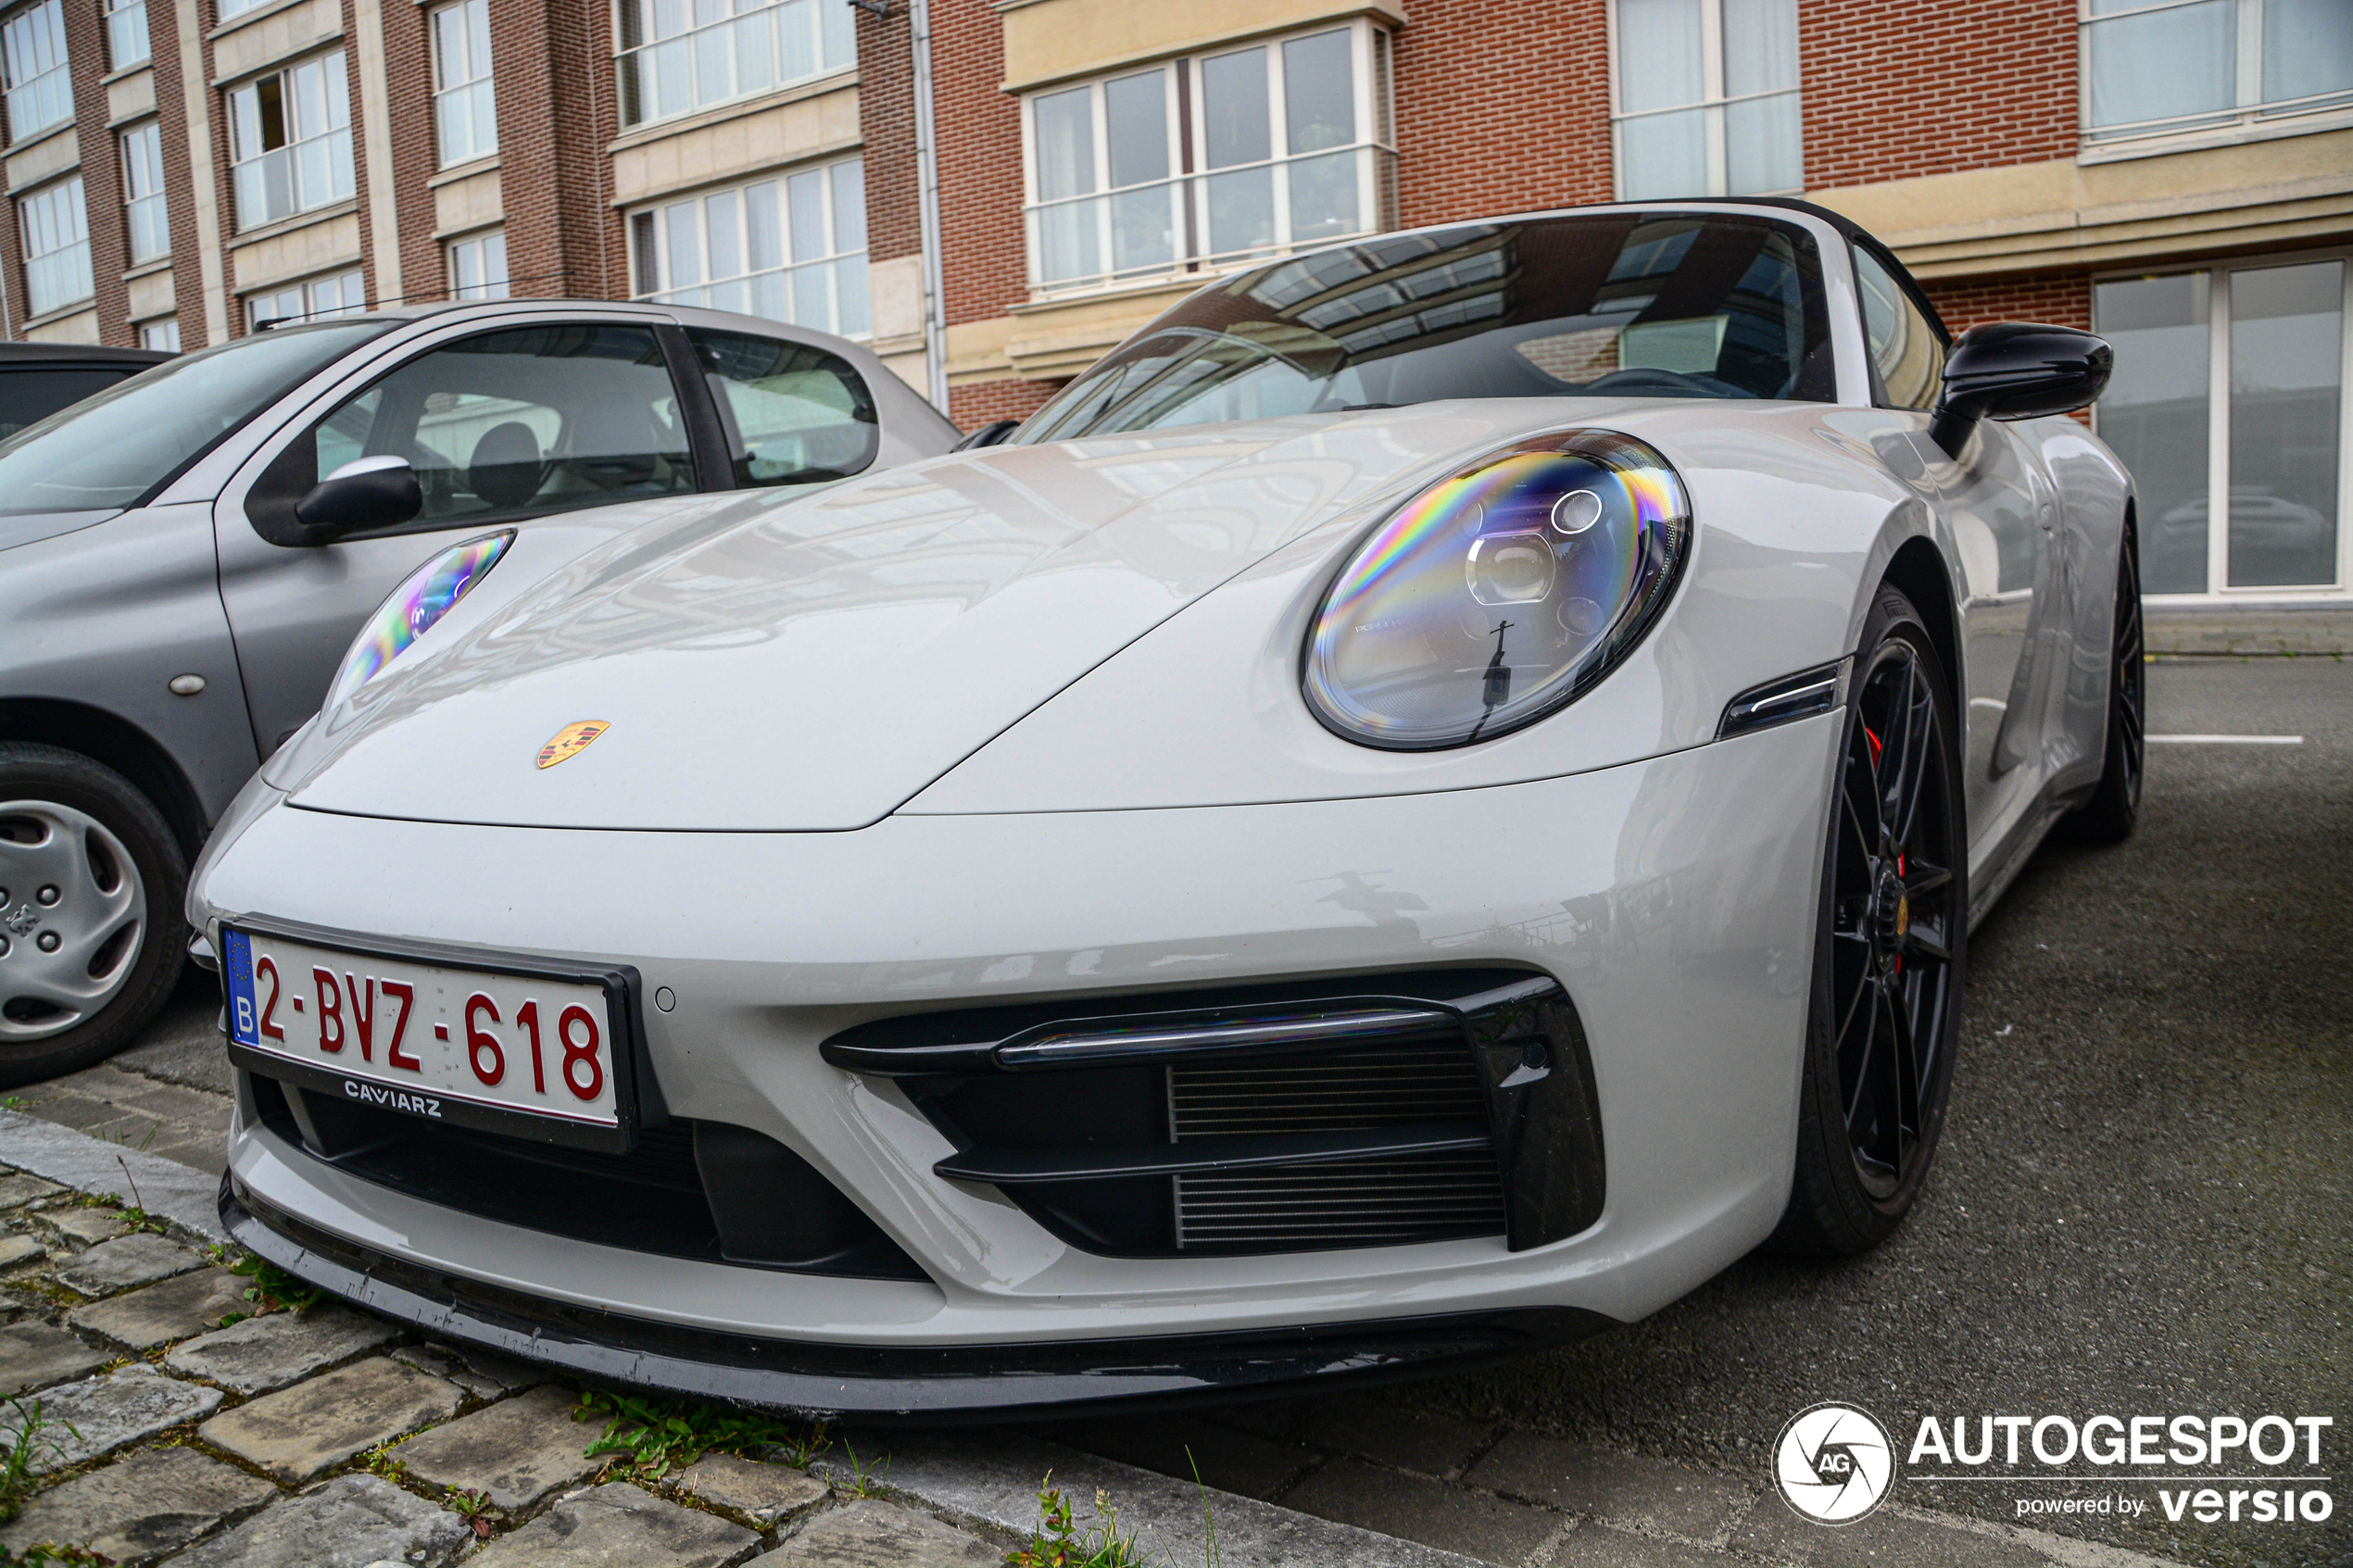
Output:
213 319 699 757
1852 248 2050 869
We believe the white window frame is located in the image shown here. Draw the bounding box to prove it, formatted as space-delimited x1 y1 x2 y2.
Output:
615 0 854 132
627 156 869 339
1018 19 1396 301
2078 0 2353 147
2 0 72 142
1606 0 1803 200
217 0 266 19
447 227 508 301
227 49 355 232
246 266 365 330
430 0 496 169
2094 244 2353 601
138 316 179 351
121 119 168 263
104 0 148 70
19 173 90 316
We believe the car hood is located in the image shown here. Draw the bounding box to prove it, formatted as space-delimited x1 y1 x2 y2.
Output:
284 406 1582 831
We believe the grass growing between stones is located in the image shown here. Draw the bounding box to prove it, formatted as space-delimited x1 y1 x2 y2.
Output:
217 1256 322 1323
1007 1474 1150 1568
0 1397 75 1521
571 1388 822 1484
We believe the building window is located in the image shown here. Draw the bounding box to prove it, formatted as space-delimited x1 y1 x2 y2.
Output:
2 0 71 141
447 229 507 300
617 0 853 131
104 0 148 69
431 0 495 168
2096 255 2347 596
19 176 91 316
217 0 265 19
2082 0 2353 143
138 317 179 350
1022 21 1394 297
228 51 355 232
248 267 364 329
630 157 867 337
122 119 168 263
1611 0 1801 198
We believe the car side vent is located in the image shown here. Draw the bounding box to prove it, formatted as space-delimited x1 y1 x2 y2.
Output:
1169 1045 1508 1252
822 967 1604 1260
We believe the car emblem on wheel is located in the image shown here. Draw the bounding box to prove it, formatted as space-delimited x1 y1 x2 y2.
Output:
1774 1402 1895 1524
535 721 610 770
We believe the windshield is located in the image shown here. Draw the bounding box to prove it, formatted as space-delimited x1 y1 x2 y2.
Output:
1018 212 1833 442
0 320 395 517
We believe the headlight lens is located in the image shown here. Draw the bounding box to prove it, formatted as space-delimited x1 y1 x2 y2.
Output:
1304 432 1690 748
325 530 513 708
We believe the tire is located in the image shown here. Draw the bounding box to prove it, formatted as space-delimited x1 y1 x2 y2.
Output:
0 744 187 1089
1771 584 1968 1256
2066 521 2144 845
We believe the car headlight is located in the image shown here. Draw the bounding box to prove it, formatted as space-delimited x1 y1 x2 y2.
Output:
1303 432 1691 749
325 530 513 707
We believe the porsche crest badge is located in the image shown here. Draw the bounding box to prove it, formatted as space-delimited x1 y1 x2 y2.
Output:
536 721 610 770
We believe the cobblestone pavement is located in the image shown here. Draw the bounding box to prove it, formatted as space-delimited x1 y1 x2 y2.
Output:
2144 603 2351 657
0 1172 1007 1566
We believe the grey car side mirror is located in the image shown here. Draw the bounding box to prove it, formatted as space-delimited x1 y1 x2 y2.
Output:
294 455 422 541
1929 322 2113 458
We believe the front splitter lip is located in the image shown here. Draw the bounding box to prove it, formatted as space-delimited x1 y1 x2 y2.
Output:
222 1177 1612 1423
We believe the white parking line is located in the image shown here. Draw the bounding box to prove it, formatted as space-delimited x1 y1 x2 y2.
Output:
2147 734 2305 745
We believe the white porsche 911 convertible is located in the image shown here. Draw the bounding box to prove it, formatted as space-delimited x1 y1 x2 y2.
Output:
188 198 2138 1417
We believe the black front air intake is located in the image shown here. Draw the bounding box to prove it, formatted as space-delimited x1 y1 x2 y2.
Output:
822 968 1604 1259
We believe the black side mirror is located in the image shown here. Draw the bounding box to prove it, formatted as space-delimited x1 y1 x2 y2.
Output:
1930 322 2113 457
952 419 1020 452
294 455 422 540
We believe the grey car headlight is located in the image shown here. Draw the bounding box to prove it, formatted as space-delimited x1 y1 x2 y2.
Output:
324 529 513 708
1303 432 1692 749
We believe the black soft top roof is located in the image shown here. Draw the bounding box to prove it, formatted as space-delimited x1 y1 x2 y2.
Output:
0 342 174 366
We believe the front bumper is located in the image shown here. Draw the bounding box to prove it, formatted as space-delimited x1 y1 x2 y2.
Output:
200 712 1839 1412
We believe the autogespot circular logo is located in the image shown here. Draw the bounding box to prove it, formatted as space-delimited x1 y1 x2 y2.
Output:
1774 1402 1897 1525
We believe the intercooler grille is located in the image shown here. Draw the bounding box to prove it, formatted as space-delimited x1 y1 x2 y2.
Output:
1169 1044 1506 1252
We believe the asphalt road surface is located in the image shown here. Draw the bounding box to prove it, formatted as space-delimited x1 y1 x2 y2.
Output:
1363 653 2351 1568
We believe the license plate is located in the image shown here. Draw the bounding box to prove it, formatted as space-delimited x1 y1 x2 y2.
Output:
222 924 635 1148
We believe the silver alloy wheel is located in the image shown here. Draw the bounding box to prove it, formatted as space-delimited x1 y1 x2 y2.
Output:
0 799 147 1042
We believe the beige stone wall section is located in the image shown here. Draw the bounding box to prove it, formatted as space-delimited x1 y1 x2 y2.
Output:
1810 130 2353 279
946 276 1196 383
176 0 231 345
609 85 860 207
106 69 157 125
210 0 343 84
5 130 81 194
127 268 178 319
229 209 362 292
997 0 1405 92
26 308 100 343
433 168 505 238
350 0 400 298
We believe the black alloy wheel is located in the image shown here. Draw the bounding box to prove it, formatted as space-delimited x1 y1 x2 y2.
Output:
1773 584 1966 1255
2068 523 2145 844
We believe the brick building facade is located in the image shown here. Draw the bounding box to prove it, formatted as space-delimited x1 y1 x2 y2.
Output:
0 0 2345 597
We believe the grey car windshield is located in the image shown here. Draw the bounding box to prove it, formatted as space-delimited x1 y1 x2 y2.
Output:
1018 213 1833 442
0 321 394 517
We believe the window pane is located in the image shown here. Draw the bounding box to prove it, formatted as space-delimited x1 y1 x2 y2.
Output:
1111 186 1175 274
1722 0 1798 96
2227 261 2341 587
706 190 740 278
1618 107 1706 198
1103 71 1167 188
1288 148 1357 246
1617 0 1705 112
746 181 782 270
665 200 700 286
1855 245 1944 409
2261 0 2353 106
1205 166 1274 257
834 255 868 337
2095 273 2211 595
818 0 853 71
1283 31 1353 155
687 326 876 484
1725 90 1801 193
1033 86 1094 200
786 167 825 261
1202 47 1270 168
830 157 865 253
2086 2 2234 129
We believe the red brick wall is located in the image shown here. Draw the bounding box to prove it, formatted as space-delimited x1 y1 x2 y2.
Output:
148 7 207 344
1392 0 1612 225
932 0 1024 329
62 0 129 342
386 0 443 305
950 376 1060 429
492 0 623 301
1925 271 2093 336
857 4 919 264
1800 0 2076 191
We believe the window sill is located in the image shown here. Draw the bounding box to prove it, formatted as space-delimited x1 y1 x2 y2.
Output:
606 67 858 156
427 153 500 189
209 0 324 45
122 256 173 281
100 60 154 87
230 196 359 249
20 298 97 331
2078 104 2353 166
3 119 78 161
